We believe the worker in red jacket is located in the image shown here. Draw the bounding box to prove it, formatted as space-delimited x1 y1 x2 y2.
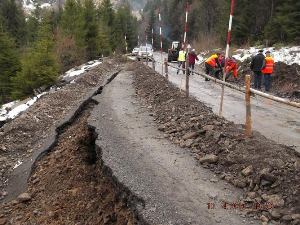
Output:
225 57 238 81
188 49 199 74
262 51 274 92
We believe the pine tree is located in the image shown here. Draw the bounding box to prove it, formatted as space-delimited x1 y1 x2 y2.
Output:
0 31 20 104
83 0 99 59
98 22 112 56
60 0 85 48
99 0 114 27
12 16 59 99
0 0 26 46
275 0 300 43
145 8 156 48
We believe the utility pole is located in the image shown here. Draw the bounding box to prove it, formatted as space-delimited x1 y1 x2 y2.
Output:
158 8 163 75
152 28 154 47
125 34 128 54
184 2 190 97
219 0 235 116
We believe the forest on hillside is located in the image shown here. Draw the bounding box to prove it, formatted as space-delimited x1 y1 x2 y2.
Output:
142 0 300 50
0 0 138 105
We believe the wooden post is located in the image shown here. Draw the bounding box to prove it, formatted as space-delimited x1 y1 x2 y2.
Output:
146 54 149 66
152 59 155 70
164 58 168 80
185 49 190 97
245 75 252 137
219 87 225 116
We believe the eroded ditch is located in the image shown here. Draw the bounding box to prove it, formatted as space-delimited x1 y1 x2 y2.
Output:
0 71 147 225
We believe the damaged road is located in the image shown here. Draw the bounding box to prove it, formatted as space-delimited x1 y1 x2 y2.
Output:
88 69 260 225
0 58 299 225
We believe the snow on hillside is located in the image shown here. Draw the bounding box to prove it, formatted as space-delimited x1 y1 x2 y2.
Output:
196 46 300 66
0 59 102 123
233 46 300 65
22 0 53 13
0 95 44 122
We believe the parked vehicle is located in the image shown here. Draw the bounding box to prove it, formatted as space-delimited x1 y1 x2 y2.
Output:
132 47 139 56
137 45 153 61
168 41 181 62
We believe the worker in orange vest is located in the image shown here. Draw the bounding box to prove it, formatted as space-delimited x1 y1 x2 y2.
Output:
225 57 238 81
205 52 222 81
261 51 274 92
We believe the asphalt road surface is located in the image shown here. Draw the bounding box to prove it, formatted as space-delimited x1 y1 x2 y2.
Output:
89 71 260 225
151 52 300 153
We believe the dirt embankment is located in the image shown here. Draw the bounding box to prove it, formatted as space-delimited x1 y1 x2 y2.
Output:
0 59 119 196
234 59 300 101
0 103 140 225
131 62 300 225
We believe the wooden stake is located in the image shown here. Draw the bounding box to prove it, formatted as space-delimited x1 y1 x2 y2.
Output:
152 59 155 70
164 58 168 80
245 75 252 137
185 50 190 97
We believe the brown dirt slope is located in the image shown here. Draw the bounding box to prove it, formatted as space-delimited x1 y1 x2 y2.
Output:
0 59 119 195
0 105 138 225
131 62 300 224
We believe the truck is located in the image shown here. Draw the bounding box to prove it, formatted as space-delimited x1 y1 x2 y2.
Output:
167 41 181 62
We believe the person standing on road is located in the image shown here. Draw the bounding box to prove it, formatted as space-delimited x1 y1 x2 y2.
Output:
262 51 274 92
177 48 186 74
205 52 222 81
188 49 199 75
250 49 265 90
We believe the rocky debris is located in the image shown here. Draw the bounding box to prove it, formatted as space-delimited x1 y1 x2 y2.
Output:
270 210 282 220
0 59 120 194
261 194 285 208
0 218 7 225
17 192 31 202
260 215 269 223
132 61 300 224
182 131 199 140
241 165 254 176
199 154 219 164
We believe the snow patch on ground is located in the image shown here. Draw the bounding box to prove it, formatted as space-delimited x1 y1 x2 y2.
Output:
63 60 102 79
0 93 46 122
233 46 300 65
196 46 300 65
0 101 19 122
13 160 23 170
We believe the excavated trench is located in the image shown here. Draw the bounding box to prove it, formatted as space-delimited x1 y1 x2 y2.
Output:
0 72 147 225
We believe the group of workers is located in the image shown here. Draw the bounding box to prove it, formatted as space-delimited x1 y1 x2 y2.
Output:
250 50 274 91
176 47 275 92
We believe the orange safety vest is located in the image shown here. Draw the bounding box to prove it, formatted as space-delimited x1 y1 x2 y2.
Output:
205 54 218 67
262 57 274 74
